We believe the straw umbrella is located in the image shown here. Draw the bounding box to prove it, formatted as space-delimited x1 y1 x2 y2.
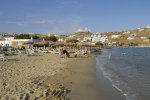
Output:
38 41 49 48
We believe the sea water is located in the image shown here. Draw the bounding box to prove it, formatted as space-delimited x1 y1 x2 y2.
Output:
96 48 150 100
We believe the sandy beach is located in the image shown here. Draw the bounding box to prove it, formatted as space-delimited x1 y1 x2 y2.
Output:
0 53 71 99
63 56 102 100
0 52 127 100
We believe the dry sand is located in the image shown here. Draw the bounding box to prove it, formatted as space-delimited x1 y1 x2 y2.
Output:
0 53 70 99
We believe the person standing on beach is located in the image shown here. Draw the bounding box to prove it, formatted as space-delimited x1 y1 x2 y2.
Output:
62 46 70 58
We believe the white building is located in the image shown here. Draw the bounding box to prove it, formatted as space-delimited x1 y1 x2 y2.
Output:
127 37 134 40
69 35 76 38
0 36 31 47
111 35 120 39
82 37 92 42
123 31 131 34
57 38 64 42
91 34 108 43
76 38 81 42
0 37 15 47
47 34 52 37
140 37 147 39
99 36 108 43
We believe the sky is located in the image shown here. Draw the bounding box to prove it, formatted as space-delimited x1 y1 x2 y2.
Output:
0 0 150 34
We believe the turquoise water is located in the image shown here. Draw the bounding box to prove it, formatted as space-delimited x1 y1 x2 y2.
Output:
96 48 150 100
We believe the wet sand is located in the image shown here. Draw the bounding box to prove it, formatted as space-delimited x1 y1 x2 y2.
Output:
64 56 102 100
96 61 127 100
63 55 126 100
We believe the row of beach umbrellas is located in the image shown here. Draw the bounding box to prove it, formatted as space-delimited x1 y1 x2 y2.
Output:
23 41 95 47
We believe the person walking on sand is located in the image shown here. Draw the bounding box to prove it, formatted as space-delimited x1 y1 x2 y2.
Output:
62 46 70 58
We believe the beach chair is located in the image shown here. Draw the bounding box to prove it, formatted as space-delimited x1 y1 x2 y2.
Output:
50 49 60 54
17 49 26 56
26 49 37 56
0 54 7 61
37 49 48 53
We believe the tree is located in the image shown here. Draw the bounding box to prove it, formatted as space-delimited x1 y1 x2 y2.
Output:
32 35 40 39
128 42 138 46
95 41 103 47
66 39 79 43
45 36 57 42
16 34 30 39
118 42 125 46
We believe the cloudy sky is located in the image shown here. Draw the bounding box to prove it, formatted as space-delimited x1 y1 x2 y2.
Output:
0 0 150 34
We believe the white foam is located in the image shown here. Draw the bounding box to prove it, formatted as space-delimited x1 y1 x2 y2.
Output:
96 54 138 100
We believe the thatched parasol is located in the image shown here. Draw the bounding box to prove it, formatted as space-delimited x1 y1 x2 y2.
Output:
23 41 34 45
77 42 94 47
39 41 49 46
48 41 55 45
65 43 77 46
54 42 65 46
33 41 49 47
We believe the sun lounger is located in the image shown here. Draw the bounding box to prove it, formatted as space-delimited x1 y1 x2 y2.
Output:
0 54 7 61
26 49 37 56
17 50 26 56
49 49 60 54
37 49 48 53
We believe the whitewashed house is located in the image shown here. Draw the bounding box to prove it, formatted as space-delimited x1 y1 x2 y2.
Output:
0 37 15 47
123 31 131 34
82 37 92 42
77 38 81 41
91 33 108 43
111 35 120 39
130 34 137 37
69 35 76 38
127 37 134 40
47 34 52 37
0 36 32 47
100 36 108 43
140 37 147 39
57 38 64 42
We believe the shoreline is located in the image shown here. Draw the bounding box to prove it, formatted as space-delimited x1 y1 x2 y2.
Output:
62 54 127 100
95 55 127 100
103 46 150 49
62 55 102 100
